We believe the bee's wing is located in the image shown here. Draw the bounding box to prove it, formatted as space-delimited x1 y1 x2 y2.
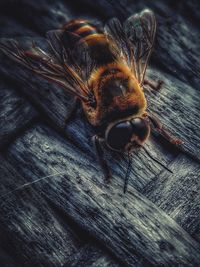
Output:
46 29 96 90
105 9 156 85
124 9 156 85
0 36 92 103
104 18 133 67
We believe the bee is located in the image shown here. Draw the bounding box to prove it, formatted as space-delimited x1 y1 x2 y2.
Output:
0 9 182 192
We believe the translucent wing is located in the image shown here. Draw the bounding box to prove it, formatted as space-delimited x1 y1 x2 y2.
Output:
124 9 156 84
104 18 133 67
48 30 95 75
0 35 94 104
105 9 156 85
47 29 96 101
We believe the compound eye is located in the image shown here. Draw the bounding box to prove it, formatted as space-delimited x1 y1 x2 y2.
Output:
106 121 132 151
131 118 150 142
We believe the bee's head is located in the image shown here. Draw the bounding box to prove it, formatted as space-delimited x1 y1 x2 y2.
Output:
105 117 150 151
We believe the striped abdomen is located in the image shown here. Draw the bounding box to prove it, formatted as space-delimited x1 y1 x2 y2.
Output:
63 19 116 66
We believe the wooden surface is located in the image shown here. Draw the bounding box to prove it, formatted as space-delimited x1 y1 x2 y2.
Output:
0 1 200 266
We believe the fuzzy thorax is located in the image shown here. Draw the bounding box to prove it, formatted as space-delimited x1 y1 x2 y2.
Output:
83 62 147 126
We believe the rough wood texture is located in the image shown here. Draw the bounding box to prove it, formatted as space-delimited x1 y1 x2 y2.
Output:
0 80 38 149
143 154 200 238
0 155 82 267
0 0 200 266
64 245 120 267
4 124 200 267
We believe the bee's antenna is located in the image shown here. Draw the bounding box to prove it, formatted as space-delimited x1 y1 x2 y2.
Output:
0 171 67 202
123 150 133 193
141 145 173 173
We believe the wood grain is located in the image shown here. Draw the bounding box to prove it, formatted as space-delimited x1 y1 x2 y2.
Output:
0 155 81 267
4 124 200 267
145 68 200 161
144 154 200 238
0 80 37 149
64 244 120 267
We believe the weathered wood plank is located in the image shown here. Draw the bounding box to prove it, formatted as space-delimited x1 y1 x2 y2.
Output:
143 154 200 238
4 124 200 267
64 244 120 267
154 4 200 90
145 67 200 161
0 154 81 267
142 70 200 161
0 80 38 149
0 52 77 130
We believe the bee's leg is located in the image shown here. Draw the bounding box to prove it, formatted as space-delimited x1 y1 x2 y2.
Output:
92 135 111 181
144 79 164 91
148 113 183 145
